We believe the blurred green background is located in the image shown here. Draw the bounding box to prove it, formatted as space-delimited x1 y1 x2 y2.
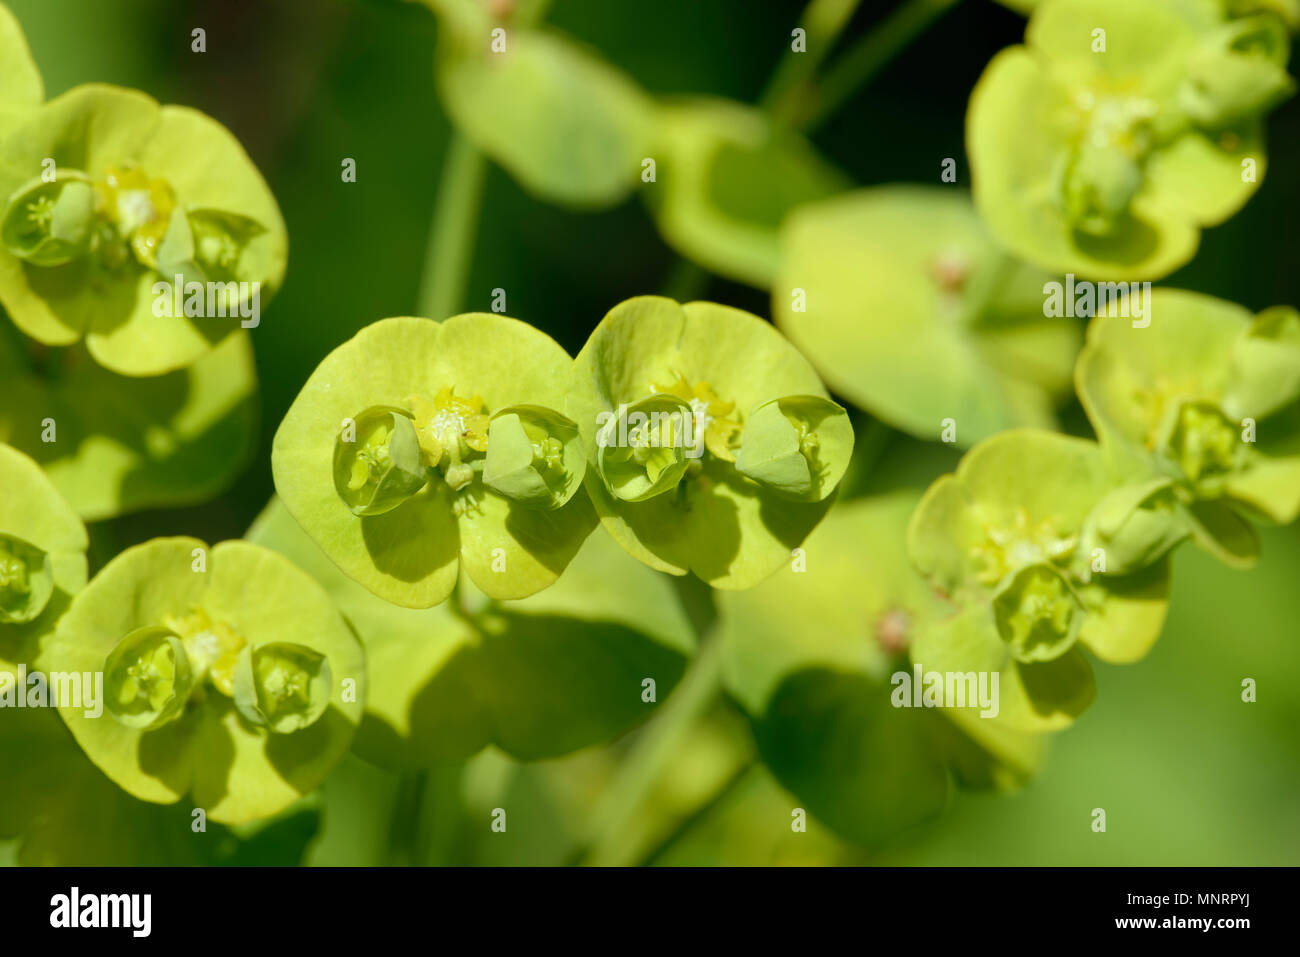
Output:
4 0 1297 864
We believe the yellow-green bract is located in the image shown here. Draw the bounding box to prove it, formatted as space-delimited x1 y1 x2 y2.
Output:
43 537 365 825
247 496 694 766
720 491 1046 846
0 442 86 673
1076 289 1300 568
908 430 1175 731
969 0 1294 280
568 296 853 590
0 330 258 520
0 83 287 376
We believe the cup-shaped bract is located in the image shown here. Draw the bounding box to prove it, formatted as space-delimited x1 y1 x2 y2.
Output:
568 296 853 590
0 330 258 520
969 0 1294 280
43 537 365 825
775 187 1082 446
233 642 333 734
720 492 1047 847
2 175 95 266
594 393 694 502
103 626 193 731
273 314 596 608
908 429 1174 729
736 395 852 502
0 84 287 376
0 443 87 672
0 531 53 625
1076 289 1300 567
483 405 585 510
332 406 428 517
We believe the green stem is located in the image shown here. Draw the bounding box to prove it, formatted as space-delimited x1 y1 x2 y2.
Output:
798 0 963 133
638 759 757 866
417 130 488 320
385 771 429 866
580 583 726 867
763 0 864 120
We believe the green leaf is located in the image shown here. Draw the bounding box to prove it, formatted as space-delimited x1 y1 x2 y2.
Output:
273 313 593 607
0 328 258 521
0 84 287 375
43 537 365 825
0 2 41 109
646 97 847 287
247 496 693 766
569 296 847 589
0 442 86 671
912 605 1095 733
720 492 1045 845
437 27 654 207
775 186 1080 445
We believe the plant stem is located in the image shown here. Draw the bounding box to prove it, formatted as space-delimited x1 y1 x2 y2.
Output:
580 583 726 867
798 0 963 133
417 130 488 320
385 771 428 866
638 759 757 866
762 0 863 120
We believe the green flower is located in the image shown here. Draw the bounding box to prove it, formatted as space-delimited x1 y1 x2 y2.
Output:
721 492 1046 846
273 314 596 608
0 327 257 520
908 429 1176 729
0 84 287 375
248 495 693 766
0 443 86 671
775 186 1082 445
1076 288 1300 568
568 296 853 590
969 0 1294 279
43 537 365 825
